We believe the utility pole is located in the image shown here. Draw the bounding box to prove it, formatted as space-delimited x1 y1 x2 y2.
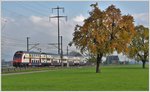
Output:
66 46 69 67
26 37 39 52
67 46 68 55
27 37 29 52
49 6 67 55
60 36 63 67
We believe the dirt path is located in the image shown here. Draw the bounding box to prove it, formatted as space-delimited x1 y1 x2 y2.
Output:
1 70 53 76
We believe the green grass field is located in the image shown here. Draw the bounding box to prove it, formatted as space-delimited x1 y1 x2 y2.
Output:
2 65 149 91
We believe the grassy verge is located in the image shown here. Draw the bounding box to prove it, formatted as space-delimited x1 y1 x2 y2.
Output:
2 64 149 91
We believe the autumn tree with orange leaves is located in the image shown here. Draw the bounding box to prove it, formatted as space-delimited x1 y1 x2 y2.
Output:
71 3 135 73
128 25 149 69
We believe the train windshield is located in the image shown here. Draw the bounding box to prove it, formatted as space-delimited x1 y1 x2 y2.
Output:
14 54 22 59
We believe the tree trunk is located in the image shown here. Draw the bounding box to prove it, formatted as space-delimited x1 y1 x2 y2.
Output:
96 53 103 73
142 60 146 69
96 54 100 73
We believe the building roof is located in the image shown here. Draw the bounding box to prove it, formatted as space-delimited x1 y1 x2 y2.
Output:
106 55 119 61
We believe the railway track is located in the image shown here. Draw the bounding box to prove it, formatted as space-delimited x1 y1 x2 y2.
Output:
2 69 55 76
1 65 87 74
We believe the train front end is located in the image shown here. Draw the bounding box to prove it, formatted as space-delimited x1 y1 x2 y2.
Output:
13 51 23 67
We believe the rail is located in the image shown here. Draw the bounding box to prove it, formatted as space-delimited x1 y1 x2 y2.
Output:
1 65 89 74
1 66 56 73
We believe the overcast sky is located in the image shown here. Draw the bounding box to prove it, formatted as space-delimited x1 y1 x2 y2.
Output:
1 1 149 61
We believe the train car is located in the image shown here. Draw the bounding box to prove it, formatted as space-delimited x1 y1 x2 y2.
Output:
13 51 87 67
13 51 52 67
51 54 61 66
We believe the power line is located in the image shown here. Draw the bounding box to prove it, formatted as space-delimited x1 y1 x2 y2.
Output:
34 2 51 10
15 2 48 16
2 2 48 18
2 7 28 18
2 35 26 42
25 2 49 14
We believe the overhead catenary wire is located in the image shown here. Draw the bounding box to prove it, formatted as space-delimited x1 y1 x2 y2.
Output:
15 2 48 17
2 2 72 58
2 35 26 42
24 2 49 15
2 35 73 53
2 7 29 18
34 2 51 10
2 2 49 19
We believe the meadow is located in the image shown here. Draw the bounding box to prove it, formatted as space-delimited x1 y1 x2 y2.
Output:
1 65 149 91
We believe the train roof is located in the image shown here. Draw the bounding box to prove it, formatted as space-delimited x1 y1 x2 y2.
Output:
15 51 83 57
15 51 58 55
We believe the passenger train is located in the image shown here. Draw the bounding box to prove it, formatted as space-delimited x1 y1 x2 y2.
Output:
13 51 86 67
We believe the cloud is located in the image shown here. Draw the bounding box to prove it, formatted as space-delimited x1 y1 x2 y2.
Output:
2 15 87 60
3 12 149 61
30 16 42 23
132 13 149 27
28 15 86 45
1 17 7 24
73 14 85 23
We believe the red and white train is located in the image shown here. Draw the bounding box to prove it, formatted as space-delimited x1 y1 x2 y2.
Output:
13 51 86 67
